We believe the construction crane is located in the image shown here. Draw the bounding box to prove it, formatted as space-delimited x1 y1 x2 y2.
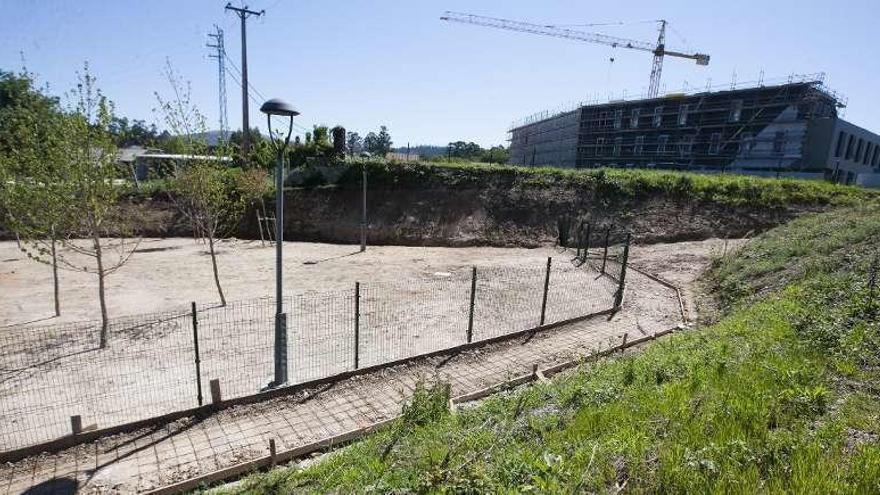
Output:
440 11 710 98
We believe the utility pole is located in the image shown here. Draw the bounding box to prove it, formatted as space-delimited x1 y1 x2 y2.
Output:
206 25 229 141
225 3 264 161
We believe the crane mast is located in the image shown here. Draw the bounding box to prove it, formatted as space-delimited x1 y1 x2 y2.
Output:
440 12 709 99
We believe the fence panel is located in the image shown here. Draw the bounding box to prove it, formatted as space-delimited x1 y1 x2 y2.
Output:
289 291 356 383
0 307 194 451
472 265 545 341
359 274 470 368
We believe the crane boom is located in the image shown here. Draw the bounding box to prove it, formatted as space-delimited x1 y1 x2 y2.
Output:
440 11 709 98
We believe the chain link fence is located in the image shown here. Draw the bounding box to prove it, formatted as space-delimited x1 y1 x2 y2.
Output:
0 240 628 453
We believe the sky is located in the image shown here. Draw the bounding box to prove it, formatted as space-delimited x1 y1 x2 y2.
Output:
2 0 879 148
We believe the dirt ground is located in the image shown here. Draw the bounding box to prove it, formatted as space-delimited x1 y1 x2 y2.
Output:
0 237 742 328
1 238 592 327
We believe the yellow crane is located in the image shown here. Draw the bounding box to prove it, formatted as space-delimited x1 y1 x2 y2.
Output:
440 12 710 98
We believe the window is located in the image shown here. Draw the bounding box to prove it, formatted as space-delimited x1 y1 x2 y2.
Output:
856 138 864 162
741 132 754 156
678 104 690 126
729 99 743 123
845 135 854 160
613 137 622 156
595 137 605 157
653 106 663 127
709 133 722 155
773 131 786 155
679 135 694 157
630 108 640 129
634 135 645 155
865 143 873 165
873 146 880 167
657 135 669 154
834 131 846 158
613 109 623 130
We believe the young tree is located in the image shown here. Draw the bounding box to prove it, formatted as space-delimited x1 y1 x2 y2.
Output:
10 66 142 346
155 63 264 306
0 69 69 317
63 67 140 346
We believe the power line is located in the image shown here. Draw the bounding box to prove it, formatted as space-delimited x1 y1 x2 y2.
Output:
224 64 311 134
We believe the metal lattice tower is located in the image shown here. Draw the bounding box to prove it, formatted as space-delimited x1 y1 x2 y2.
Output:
207 25 229 141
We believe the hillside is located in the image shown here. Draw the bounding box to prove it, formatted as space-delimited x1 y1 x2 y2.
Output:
236 160 870 247
6 161 869 246
217 203 880 493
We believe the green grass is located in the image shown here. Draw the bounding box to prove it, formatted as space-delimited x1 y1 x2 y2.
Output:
332 159 870 209
123 160 871 209
213 204 880 494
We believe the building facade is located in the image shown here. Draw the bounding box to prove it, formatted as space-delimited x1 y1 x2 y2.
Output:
509 80 880 185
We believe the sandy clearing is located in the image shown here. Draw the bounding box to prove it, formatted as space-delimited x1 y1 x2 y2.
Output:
1 238 574 327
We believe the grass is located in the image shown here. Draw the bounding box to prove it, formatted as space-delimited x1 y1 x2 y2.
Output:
212 203 880 494
122 160 871 210
332 159 871 209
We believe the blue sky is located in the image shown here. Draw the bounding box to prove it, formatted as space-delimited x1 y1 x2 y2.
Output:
2 0 879 147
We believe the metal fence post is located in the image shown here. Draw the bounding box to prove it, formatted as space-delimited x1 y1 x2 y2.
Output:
191 301 203 406
614 234 631 309
576 223 583 258
601 227 610 274
583 223 592 261
360 164 367 252
540 257 552 326
354 282 360 370
467 266 477 343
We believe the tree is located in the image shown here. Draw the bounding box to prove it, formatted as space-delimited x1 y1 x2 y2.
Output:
109 116 159 147
0 69 69 317
481 145 509 164
154 63 264 306
65 67 141 346
23 65 141 346
364 125 392 156
447 141 483 160
346 131 363 156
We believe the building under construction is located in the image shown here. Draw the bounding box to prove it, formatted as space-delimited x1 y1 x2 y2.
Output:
509 76 880 186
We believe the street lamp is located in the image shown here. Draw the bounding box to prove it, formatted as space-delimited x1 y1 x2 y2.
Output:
261 98 298 388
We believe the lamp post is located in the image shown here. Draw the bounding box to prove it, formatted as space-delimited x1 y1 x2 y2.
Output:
260 98 298 388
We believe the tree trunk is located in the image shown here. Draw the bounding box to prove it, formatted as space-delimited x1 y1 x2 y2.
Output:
94 235 109 348
208 235 226 306
51 231 60 317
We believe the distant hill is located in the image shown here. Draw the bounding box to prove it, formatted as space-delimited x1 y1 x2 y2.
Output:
192 130 226 147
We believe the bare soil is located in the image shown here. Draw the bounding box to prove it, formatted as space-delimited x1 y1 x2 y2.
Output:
1 238 575 327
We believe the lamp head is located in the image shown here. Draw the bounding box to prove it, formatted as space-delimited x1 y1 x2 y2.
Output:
260 98 299 117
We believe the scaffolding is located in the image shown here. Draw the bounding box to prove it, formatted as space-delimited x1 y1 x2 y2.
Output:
509 74 845 174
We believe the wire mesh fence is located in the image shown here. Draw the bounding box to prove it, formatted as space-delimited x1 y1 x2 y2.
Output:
0 245 627 453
